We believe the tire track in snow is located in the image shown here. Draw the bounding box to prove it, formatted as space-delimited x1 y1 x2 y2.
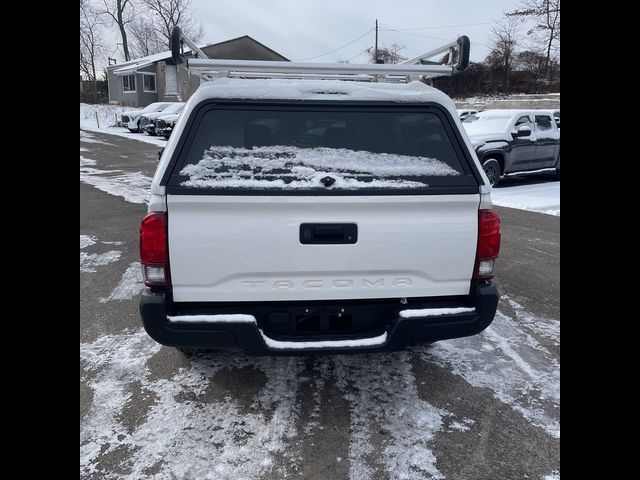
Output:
334 353 448 480
424 309 560 438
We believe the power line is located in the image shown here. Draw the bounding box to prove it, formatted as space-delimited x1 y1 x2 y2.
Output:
383 28 492 51
293 27 375 61
346 48 371 62
382 29 449 42
386 21 495 31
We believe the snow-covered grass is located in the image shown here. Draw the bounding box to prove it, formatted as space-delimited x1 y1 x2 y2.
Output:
492 181 560 216
80 103 167 147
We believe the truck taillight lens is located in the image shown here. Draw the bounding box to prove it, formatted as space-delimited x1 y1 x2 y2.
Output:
139 211 170 289
474 210 501 280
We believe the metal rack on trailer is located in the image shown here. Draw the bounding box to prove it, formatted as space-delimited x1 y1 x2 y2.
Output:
169 26 470 83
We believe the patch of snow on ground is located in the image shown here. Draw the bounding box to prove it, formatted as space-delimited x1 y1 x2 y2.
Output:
502 295 560 347
80 235 96 249
100 262 144 303
491 181 560 216
80 250 121 273
448 421 471 431
81 329 476 480
180 145 458 190
80 157 151 204
80 155 96 167
81 329 305 480
334 352 448 480
544 470 560 480
425 309 560 439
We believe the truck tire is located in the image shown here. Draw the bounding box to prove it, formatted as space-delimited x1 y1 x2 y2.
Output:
482 158 502 187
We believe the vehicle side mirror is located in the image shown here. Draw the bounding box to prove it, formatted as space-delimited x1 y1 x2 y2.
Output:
513 125 532 137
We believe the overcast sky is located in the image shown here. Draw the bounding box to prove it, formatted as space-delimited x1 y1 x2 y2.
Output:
102 0 533 68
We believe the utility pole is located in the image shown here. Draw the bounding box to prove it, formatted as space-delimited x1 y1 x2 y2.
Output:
374 19 379 63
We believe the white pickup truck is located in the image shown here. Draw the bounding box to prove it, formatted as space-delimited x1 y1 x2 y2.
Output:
138 30 500 355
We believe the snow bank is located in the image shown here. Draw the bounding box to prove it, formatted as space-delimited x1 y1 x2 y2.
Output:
492 181 560 216
180 145 458 190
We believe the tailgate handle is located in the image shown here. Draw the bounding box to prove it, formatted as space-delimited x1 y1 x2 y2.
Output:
300 223 357 244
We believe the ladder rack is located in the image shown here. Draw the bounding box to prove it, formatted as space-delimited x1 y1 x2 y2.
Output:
170 26 470 83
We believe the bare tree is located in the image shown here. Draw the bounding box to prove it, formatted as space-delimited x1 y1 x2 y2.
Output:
101 0 134 61
129 17 164 58
80 1 106 82
514 50 546 89
507 0 560 80
366 44 407 64
141 0 205 49
487 17 520 92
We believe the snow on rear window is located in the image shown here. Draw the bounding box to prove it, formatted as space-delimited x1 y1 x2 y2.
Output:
179 146 459 190
171 108 472 191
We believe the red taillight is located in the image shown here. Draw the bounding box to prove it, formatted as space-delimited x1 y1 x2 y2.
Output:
474 209 501 280
139 211 170 289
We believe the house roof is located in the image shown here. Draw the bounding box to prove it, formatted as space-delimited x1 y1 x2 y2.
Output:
111 35 288 76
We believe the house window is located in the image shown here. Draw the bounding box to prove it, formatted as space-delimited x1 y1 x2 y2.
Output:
122 75 136 93
143 74 156 93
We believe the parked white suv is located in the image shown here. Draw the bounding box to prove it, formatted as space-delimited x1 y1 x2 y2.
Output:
121 102 173 133
140 102 185 136
139 29 500 355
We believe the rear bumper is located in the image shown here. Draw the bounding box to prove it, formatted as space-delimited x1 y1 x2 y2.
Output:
140 282 498 355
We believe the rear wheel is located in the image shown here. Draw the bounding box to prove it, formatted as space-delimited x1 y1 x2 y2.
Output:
482 158 502 187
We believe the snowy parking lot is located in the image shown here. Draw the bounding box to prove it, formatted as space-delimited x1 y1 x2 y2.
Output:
80 125 559 479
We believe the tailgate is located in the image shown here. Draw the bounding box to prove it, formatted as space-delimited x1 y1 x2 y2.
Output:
167 194 479 302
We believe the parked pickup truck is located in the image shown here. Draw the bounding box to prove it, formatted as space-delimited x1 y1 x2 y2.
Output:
138 30 500 355
462 109 560 186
